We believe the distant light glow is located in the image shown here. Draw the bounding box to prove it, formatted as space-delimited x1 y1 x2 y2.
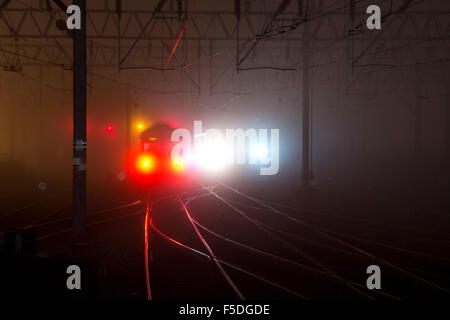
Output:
38 182 47 191
194 139 231 174
106 124 114 134
250 143 269 163
170 121 280 175
171 158 185 172
175 160 184 167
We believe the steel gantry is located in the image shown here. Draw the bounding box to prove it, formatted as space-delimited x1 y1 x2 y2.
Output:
1 0 449 190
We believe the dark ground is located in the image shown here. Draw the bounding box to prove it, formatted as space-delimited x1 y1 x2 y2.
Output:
1 164 449 299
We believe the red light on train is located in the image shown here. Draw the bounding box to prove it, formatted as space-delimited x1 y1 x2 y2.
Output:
174 160 184 167
137 154 155 174
171 159 185 172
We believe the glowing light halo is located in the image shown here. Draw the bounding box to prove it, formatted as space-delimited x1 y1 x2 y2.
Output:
249 143 270 164
170 121 280 176
137 154 155 174
193 138 232 174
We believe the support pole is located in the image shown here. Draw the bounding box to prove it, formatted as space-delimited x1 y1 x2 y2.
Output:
72 0 87 246
126 86 131 160
116 0 121 71
447 92 450 157
446 83 450 176
414 64 421 152
301 22 312 188
235 0 240 73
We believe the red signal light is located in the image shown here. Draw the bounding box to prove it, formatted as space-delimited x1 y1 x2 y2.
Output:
106 124 114 134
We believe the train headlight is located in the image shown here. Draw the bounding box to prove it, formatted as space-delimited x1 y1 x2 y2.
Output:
137 154 155 173
195 141 231 173
171 159 185 172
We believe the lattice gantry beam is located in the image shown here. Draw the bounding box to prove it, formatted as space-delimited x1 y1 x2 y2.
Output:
0 6 448 42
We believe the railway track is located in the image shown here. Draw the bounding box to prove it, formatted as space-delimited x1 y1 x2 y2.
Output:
144 183 450 299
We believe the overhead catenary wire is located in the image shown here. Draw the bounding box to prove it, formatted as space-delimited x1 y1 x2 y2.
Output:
10 0 397 76
25 200 144 229
34 190 201 242
1 28 446 104
165 0 197 70
36 208 146 241
120 0 169 67
0 47 209 96
0 189 71 229
238 0 371 67
33 192 179 240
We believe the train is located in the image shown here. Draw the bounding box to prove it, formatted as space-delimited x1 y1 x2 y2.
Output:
129 122 190 188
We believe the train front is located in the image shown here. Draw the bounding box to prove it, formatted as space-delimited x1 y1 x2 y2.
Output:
129 122 190 189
